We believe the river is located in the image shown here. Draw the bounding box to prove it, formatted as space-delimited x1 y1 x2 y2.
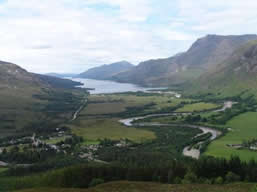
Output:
119 101 235 159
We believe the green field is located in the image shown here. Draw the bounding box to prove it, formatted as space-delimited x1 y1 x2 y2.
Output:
205 112 257 161
70 118 156 143
85 94 192 114
176 102 220 112
14 181 255 192
81 102 129 115
69 93 193 143
0 167 8 173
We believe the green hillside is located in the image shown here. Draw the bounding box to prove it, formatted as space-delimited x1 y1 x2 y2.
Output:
0 60 85 137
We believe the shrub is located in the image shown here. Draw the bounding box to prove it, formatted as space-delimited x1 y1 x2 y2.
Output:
182 171 198 184
89 178 105 187
214 176 224 184
173 177 182 184
225 172 241 183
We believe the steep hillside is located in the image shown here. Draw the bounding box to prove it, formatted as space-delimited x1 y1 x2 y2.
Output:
0 61 85 137
188 40 257 97
113 35 257 87
78 61 134 80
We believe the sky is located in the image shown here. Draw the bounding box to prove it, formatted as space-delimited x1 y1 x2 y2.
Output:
0 0 257 73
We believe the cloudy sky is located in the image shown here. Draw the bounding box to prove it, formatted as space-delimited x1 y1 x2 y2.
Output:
0 0 257 73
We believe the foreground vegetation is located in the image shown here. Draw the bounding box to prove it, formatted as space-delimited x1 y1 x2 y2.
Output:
2 155 257 191
14 181 256 192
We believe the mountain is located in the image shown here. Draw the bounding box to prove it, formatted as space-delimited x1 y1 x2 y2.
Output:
113 35 257 87
0 60 84 137
188 39 257 97
45 73 78 78
77 61 134 80
37 74 82 89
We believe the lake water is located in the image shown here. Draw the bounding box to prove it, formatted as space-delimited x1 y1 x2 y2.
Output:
70 78 158 94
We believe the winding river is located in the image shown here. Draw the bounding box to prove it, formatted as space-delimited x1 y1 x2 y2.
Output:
119 101 235 159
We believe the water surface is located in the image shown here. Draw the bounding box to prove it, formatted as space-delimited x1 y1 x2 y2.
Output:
71 78 165 94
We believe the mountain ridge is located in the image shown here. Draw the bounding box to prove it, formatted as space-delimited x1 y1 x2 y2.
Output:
77 61 134 80
112 34 257 87
187 39 257 97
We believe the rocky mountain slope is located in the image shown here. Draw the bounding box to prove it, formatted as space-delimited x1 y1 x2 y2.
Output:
113 35 257 87
188 39 257 97
77 61 134 80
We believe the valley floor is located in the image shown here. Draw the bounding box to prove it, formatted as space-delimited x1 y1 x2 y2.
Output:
205 112 257 161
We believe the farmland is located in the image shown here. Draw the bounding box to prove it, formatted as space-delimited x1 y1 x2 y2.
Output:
70 118 156 143
175 102 220 112
69 93 193 143
205 112 257 161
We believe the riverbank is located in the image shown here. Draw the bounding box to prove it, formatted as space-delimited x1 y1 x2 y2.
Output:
119 101 234 159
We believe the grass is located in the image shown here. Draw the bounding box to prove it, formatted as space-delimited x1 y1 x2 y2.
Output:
0 167 8 173
205 112 257 161
86 94 193 114
176 102 220 113
68 93 194 144
70 118 156 143
14 181 256 192
81 102 128 115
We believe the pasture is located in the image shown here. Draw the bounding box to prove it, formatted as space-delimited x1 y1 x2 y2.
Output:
205 112 257 161
70 118 156 143
176 102 220 112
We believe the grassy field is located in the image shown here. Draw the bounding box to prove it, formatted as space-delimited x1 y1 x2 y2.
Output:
0 167 8 173
68 93 194 143
81 102 128 115
176 102 220 113
70 118 156 143
83 94 193 115
205 112 257 161
14 181 255 192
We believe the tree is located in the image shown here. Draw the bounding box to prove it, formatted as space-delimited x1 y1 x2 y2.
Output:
89 178 105 187
214 176 223 184
225 172 240 183
182 171 198 184
168 169 174 184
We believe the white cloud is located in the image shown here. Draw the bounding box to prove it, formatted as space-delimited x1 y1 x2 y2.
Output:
85 0 152 22
0 0 166 73
177 0 257 35
0 0 257 73
157 29 195 41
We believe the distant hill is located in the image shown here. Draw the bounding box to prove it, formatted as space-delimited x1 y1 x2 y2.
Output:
0 60 84 137
77 61 134 80
188 39 257 97
37 74 82 89
113 35 257 87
